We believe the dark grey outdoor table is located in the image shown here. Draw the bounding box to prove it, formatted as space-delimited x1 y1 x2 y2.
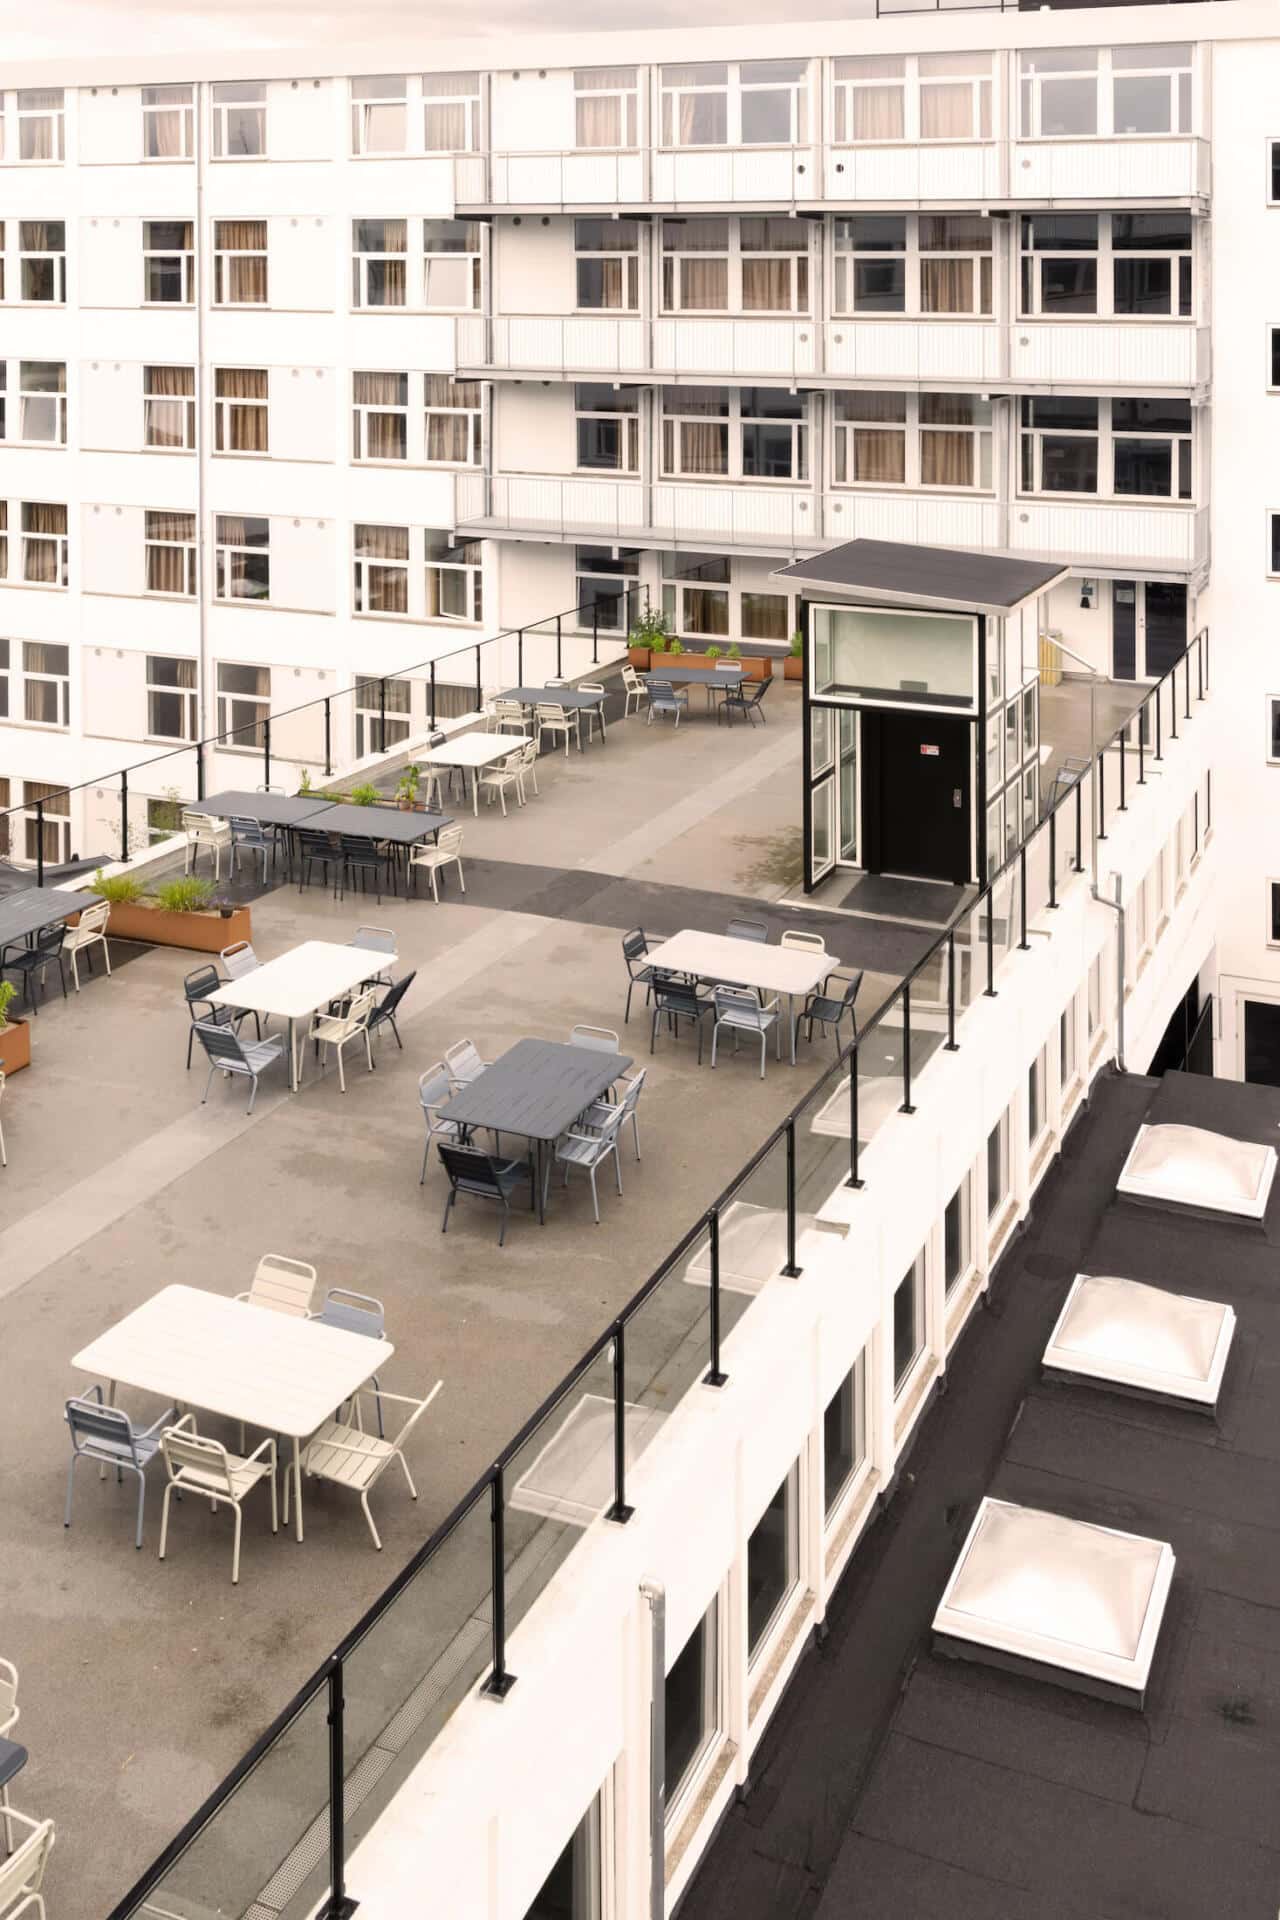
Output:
199 790 334 828
440 1037 633 1224
0 885 86 951
500 686 607 752
642 667 743 688
312 804 450 843
0 1733 27 1799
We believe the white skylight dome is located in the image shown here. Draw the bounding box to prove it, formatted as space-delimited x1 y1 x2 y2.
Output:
1044 1274 1235 1409
933 1499 1175 1707
1116 1123 1276 1220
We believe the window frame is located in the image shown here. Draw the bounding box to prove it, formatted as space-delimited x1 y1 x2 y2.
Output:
1018 43 1192 141
575 545 640 632
423 219 484 313
18 221 66 304
15 361 66 447
574 66 639 150
575 217 641 313
823 1348 869 1521
16 89 65 164
20 503 68 587
944 1171 974 1300
832 389 993 493
145 653 198 739
351 218 408 309
1268 510 1280 580
892 1250 928 1397
212 220 269 308
660 59 810 151
14 640 70 727
351 75 408 157
1268 880 1280 951
424 376 483 469
210 81 268 160
143 365 196 452
352 523 411 617
213 367 269 457
746 1461 802 1669
664 1597 723 1831
660 385 809 485
425 531 483 624
214 514 271 603
1018 210 1192 321
144 513 198 599
986 1108 1012 1225
143 219 195 306
574 383 641 476
1018 394 1193 503
352 369 409 464
216 659 271 748
833 51 993 146
355 673 412 755
142 85 194 161
422 72 482 155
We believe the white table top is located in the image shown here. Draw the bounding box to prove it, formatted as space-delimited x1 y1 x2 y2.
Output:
207 939 394 1022
644 929 831 998
72 1284 391 1438
423 733 528 769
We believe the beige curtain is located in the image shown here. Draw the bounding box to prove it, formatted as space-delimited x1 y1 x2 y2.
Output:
355 523 409 560
215 368 268 453
19 93 62 161
145 512 195 593
851 429 906 485
576 95 622 148
0 501 6 582
423 74 478 150
742 257 793 312
920 258 974 315
852 87 904 141
145 89 189 157
20 221 60 252
920 82 974 141
679 258 728 310
216 223 267 304
22 503 65 583
356 528 409 613
741 591 788 641
426 413 473 464
679 421 728 475
685 587 729 636
144 365 193 448
921 431 975 488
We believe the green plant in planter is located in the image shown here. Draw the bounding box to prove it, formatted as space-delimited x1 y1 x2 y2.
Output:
727 642 742 660
90 869 145 906
648 633 668 654
395 764 421 807
705 644 723 661
668 638 684 656
154 875 215 913
0 979 17 1032
629 606 672 650
298 767 313 795
790 630 804 657
350 782 381 807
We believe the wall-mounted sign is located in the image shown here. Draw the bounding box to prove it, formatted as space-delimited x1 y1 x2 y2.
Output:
920 743 940 757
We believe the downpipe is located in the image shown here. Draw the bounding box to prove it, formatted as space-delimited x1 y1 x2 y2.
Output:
1092 871 1126 1073
640 1581 666 1920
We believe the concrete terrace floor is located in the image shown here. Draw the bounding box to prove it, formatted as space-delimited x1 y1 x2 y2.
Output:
0 680 945 1918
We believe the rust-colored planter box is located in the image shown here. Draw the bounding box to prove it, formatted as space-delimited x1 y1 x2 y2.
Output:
104 901 253 954
627 646 651 671
0 1016 32 1076
667 655 775 684
784 656 804 681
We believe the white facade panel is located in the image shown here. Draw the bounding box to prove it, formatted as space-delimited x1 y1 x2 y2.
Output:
822 488 1002 550
1011 323 1203 390
268 514 336 613
488 314 647 375
652 480 814 546
79 214 143 307
824 143 1000 202
266 77 336 161
653 317 817 379
270 365 337 463
80 360 146 452
1010 138 1208 202
492 218 577 315
82 643 152 744
81 502 146 597
77 86 144 165
826 322 1000 384
268 213 338 311
491 70 576 155
1010 501 1205 570
651 146 815 205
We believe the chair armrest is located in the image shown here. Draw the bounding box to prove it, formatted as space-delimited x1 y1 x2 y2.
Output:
386 1379 444 1447
165 1412 198 1438
243 1433 278 1468
137 1403 182 1441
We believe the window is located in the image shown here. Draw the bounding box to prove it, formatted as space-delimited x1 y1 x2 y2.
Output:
424 377 482 466
423 72 481 152
575 218 640 312
1269 882 1280 949
661 219 729 313
987 1111 1011 1221
1271 140 1280 208
739 59 808 145
217 661 270 747
1112 42 1192 136
22 504 66 585
143 220 194 305
18 642 69 725
146 655 198 738
17 363 65 445
212 82 267 158
661 64 728 147
1060 994 1079 1092
834 390 991 491
214 221 268 306
1112 212 1192 318
1270 513 1280 579
833 216 905 314
834 52 991 144
214 369 269 455
742 590 789 642
1271 327 1280 392
893 1253 926 1392
661 386 729 477
575 383 639 473
353 524 409 615
1028 1045 1048 1147
523 1798 602 1920
145 512 197 596
823 1350 867 1517
662 552 730 639
1111 397 1191 501
575 67 638 149
214 516 270 601
1020 212 1191 318
944 1174 972 1297
143 85 193 160
665 1601 719 1821
19 222 65 303
920 215 993 315
424 220 483 311
1020 44 1190 139
575 546 639 631
17 89 64 162
425 531 482 622
22 780 70 864
146 795 187 845
1020 46 1099 137
740 387 808 481
0 503 7 578
355 675 412 756
747 1465 800 1663
352 219 407 309
144 366 196 450
1020 395 1099 495
352 75 407 155
740 217 809 313
0 641 6 716
352 371 408 461
1268 696 1280 763
1020 213 1098 316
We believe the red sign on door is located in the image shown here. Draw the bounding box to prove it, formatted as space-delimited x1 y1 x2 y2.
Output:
920 743 939 756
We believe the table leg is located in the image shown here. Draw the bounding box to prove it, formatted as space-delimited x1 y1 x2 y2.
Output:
289 1016 299 1093
293 1436 304 1542
789 994 797 1066
472 768 479 816
537 1139 546 1224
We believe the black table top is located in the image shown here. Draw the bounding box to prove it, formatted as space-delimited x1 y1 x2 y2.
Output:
501 686 606 709
311 805 451 844
0 1736 27 1790
0 885 87 949
642 666 743 687
440 1038 632 1143
199 791 333 827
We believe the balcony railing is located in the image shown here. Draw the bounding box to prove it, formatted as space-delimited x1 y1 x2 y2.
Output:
457 472 820 553
1010 322 1208 391
103 625 1212 1920
1010 500 1208 572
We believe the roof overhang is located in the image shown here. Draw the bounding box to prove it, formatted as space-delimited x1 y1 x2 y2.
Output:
773 538 1069 620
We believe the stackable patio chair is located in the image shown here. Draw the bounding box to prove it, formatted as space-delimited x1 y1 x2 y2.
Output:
621 927 669 1024
194 1021 286 1114
64 1387 178 1550
285 1380 442 1551
182 809 231 878
444 1036 491 1087
438 1143 533 1247
536 702 577 755
235 1253 318 1318
548 1104 625 1224
0 1655 18 1852
490 697 527 736
718 677 771 727
578 683 608 743
314 1288 388 1435
646 679 687 727
158 1417 278 1586
710 984 782 1079
229 816 272 882
622 664 649 716
797 968 864 1057
410 824 465 902
0 924 67 1015
479 750 524 815
220 939 264 1034
348 924 396 985
726 916 769 943
297 827 343 896
183 962 239 1067
366 972 416 1055
513 740 540 803
419 1063 467 1181
63 899 112 991
0 1809 54 1919
650 971 713 1064
340 836 387 905
307 986 376 1092
581 1066 646 1164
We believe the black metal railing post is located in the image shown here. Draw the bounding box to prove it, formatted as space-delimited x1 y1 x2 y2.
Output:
606 1323 633 1523
900 980 916 1114
1169 671 1178 742
263 716 272 791
119 770 130 863
1097 748 1107 841
1048 809 1057 910
1137 703 1146 786
322 1662 357 1919
474 646 482 713
34 801 45 886
1018 845 1029 948
704 1210 728 1387
782 1121 801 1276
592 603 600 665
482 1470 517 1699
1074 777 1083 871
196 739 206 802
555 615 563 680
429 662 437 728
945 928 959 1051
1154 681 1163 761
846 1043 863 1188
985 887 996 996
1196 637 1203 703
1117 727 1127 811
1184 653 1192 720
324 698 332 777
517 628 525 685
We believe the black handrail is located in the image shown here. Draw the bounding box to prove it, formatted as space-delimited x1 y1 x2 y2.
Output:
104 626 1209 1920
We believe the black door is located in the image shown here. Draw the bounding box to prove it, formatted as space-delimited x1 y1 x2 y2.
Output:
862 709 971 884
1143 581 1188 678
1244 1000 1280 1087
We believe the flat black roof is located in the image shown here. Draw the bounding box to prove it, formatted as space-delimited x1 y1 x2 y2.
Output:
775 539 1068 618
679 1067 1280 1920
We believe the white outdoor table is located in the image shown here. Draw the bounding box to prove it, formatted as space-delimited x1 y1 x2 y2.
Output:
643 929 831 1066
421 733 529 815
207 939 397 1093
71 1284 393 1544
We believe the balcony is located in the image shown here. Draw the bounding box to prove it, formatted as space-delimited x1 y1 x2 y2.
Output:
1009 500 1208 575
457 472 820 553
455 147 818 212
1009 137 1210 205
821 489 1002 551
1009 323 1208 394
822 141 1001 204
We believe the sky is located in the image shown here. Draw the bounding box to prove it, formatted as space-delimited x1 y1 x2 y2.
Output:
2 0 871 60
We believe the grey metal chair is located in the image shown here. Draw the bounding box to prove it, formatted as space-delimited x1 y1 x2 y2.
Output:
710 984 781 1079
314 1288 388 1435
64 1386 178 1549
548 1104 625 1225
646 679 688 727
349 925 397 984
621 928 668 1024
798 969 864 1057
229 816 272 882
340 835 387 905
438 1142 533 1247
194 1021 285 1114
419 1063 467 1181
0 922 68 1015
650 972 713 1064
726 916 769 943
366 971 415 1056
183 962 244 1068
582 1065 646 1163
297 827 343 896
718 676 771 727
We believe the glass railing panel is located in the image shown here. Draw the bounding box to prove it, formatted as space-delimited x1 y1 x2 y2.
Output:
711 1129 794 1342
1024 820 1051 930
627 1226 714 1418
794 1043 859 1215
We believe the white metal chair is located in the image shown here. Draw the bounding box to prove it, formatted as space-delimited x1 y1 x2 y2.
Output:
710 985 781 1079
780 926 832 991
578 683 608 743
0 1809 54 1920
444 1037 489 1088
535 702 576 756
349 925 396 984
621 664 649 716
307 987 376 1093
513 740 540 803
479 751 524 815
220 939 259 980
0 1069 6 1170
182 810 231 879
548 1104 625 1224
410 824 466 902
158 1417 278 1586
0 1657 18 1855
235 1253 318 1318
491 698 526 736
582 1065 646 1163
286 1381 443 1551
63 899 112 991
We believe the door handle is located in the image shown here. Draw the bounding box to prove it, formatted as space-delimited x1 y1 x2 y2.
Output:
953 788 963 809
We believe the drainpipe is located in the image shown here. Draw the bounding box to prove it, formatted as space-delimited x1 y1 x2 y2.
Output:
639 1581 665 1920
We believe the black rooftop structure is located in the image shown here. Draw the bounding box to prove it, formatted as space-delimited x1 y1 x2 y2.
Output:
775 539 1069 619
